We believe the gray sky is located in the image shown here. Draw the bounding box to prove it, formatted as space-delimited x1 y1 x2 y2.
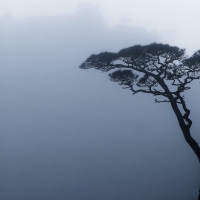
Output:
1 0 200 53
0 1 200 200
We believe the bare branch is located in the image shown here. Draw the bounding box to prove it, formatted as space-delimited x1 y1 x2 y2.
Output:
155 98 181 104
176 94 192 130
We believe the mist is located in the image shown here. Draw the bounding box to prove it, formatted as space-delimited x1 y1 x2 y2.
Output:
0 4 199 200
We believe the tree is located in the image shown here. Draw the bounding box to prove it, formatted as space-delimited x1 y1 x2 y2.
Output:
79 43 200 199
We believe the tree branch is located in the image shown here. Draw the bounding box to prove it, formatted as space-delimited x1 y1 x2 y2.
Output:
176 93 192 130
155 98 181 104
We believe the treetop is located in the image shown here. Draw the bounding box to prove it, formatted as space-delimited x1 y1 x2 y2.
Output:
80 43 200 97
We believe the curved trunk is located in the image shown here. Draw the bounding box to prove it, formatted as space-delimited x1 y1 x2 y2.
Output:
157 78 200 162
199 189 200 200
169 99 200 162
157 78 200 199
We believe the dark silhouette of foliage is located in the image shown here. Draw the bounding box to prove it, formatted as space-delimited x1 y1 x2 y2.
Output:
80 43 200 199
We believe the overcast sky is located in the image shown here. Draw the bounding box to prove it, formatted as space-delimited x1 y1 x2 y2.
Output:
0 1 200 200
1 0 200 54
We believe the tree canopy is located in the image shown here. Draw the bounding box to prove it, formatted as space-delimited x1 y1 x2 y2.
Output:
80 43 200 96
80 43 200 163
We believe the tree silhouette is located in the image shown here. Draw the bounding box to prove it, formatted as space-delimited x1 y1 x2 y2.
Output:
80 43 200 199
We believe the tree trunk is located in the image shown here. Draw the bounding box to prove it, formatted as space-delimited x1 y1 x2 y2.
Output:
169 100 200 162
198 188 200 200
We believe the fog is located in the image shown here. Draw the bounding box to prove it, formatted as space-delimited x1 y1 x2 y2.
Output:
0 4 200 200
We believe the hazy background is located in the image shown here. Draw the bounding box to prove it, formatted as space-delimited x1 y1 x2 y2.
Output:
0 1 200 200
